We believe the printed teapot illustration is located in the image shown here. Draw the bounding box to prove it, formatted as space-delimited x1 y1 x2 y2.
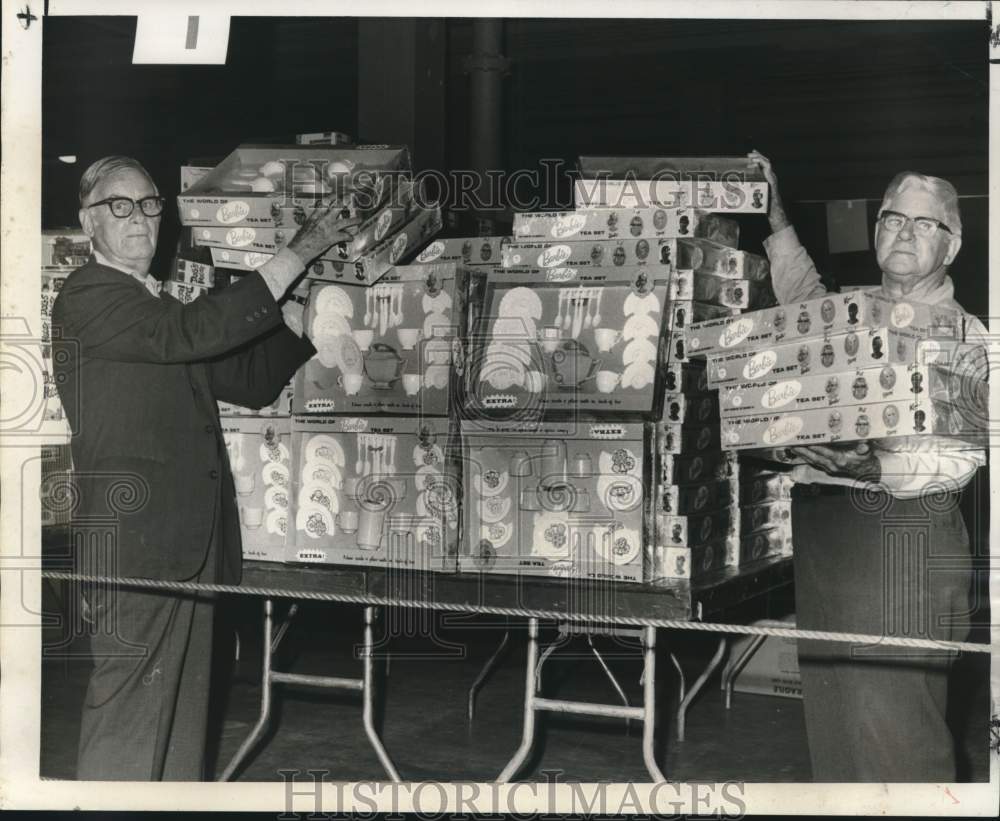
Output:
549 339 601 388
364 343 405 390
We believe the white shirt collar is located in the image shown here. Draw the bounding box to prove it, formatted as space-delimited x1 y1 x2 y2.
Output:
94 250 161 298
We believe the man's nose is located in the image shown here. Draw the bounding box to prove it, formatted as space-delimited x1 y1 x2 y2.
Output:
897 218 915 240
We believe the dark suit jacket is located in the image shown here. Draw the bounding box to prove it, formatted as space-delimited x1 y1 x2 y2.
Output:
52 258 315 583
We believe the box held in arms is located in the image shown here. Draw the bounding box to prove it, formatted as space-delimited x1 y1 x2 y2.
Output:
502 238 681 271
686 289 965 358
415 236 507 267
163 280 209 304
192 179 424 264
722 396 987 451
574 178 768 214
706 327 968 387
513 207 739 247
221 417 293 562
42 228 92 269
288 416 459 572
465 267 672 416
719 346 988 418
209 205 442 285
173 258 215 287
177 144 410 227
293 264 484 416
459 418 652 582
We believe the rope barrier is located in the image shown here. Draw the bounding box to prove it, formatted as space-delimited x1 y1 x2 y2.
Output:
42 570 992 655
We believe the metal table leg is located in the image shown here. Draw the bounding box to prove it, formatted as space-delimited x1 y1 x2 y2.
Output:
467 630 510 721
218 601 400 782
641 626 665 782
587 634 631 733
674 636 728 742
496 618 541 783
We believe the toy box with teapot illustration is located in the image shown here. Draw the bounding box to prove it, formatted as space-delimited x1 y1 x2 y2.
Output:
512 207 739 246
287 415 460 572
466 268 673 416
177 144 410 227
221 416 293 562
458 418 652 582
293 263 485 416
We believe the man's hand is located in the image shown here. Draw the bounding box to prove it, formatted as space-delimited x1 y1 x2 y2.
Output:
286 201 363 267
281 300 306 338
747 150 790 233
792 441 882 482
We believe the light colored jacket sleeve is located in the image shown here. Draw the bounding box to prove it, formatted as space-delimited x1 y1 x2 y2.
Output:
761 225 829 305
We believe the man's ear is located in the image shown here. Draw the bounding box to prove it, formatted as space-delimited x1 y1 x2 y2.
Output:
79 207 94 237
944 232 962 266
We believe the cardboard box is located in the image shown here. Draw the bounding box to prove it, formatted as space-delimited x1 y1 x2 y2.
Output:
739 525 794 565
657 447 737 486
288 415 459 572
465 267 673 416
163 280 209 304
656 506 735 547
414 236 506 266
191 180 422 264
731 616 802 699
708 327 889 387
502 238 678 271
669 300 740 333
691 271 776 311
650 536 733 581
458 418 651 582
577 155 768 182
173 258 215 287
42 229 91 269
662 391 719 424
719 355 988 419
658 421 721 455
677 237 769 281
574 178 769 214
177 144 410 227
658 477 737 516
293 264 484 416
739 471 794 505
663 360 709 394
40 268 70 317
180 165 213 192
221 417 293 562
722 397 986 450
296 131 353 145
218 382 293 417
687 289 965 357
740 500 792 535
512 208 739 247
210 206 443 285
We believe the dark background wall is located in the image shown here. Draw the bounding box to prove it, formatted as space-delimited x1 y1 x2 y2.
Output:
43 16 987 318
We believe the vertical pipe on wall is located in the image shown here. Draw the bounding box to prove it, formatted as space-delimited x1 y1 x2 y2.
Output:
464 19 509 235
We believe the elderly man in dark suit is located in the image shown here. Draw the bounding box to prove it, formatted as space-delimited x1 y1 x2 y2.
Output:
53 155 356 781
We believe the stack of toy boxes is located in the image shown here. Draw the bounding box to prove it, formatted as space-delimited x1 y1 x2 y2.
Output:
41 229 91 427
177 143 442 285
687 289 986 566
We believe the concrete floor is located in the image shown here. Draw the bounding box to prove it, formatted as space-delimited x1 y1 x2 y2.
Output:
40 594 990 783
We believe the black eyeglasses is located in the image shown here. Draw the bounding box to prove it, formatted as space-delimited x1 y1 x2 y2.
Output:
877 209 952 238
85 196 165 219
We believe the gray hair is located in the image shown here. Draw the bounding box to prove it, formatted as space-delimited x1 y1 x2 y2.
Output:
78 156 156 207
878 171 962 236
